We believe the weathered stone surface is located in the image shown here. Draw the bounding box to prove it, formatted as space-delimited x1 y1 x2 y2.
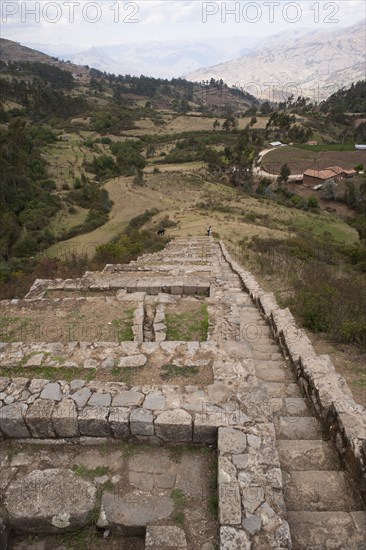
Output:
155 409 192 442
288 511 366 549
220 526 251 550
145 525 187 548
25 400 56 438
112 391 144 407
118 355 147 368
242 513 261 535
70 387 92 409
52 398 79 438
109 407 130 438
0 403 30 438
40 382 62 401
88 393 111 407
219 480 241 525
144 392 166 410
5 469 97 533
25 353 44 367
97 492 174 535
130 408 154 436
78 406 111 437
218 428 247 455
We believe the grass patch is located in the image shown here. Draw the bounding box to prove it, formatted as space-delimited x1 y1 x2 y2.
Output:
171 488 187 528
165 303 209 341
168 444 214 463
0 365 97 382
0 316 29 342
72 465 109 479
160 364 199 381
296 143 355 152
58 527 101 550
111 309 134 342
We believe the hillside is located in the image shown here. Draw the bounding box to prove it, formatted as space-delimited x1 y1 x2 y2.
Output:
186 21 366 101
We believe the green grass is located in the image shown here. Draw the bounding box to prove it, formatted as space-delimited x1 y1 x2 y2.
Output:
289 214 358 245
160 364 199 381
171 488 187 528
296 143 355 152
0 316 29 342
72 465 109 479
0 365 97 382
112 308 134 342
165 303 209 341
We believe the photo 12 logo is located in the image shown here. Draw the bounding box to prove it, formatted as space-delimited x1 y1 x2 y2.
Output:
1 1 140 25
202 1 340 24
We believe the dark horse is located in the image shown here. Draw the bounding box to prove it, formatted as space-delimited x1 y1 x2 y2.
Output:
157 228 166 236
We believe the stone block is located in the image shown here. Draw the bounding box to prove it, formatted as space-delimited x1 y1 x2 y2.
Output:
145 525 187 548
52 398 79 438
144 392 166 411
130 408 154 436
118 355 147 368
219 481 241 525
78 406 111 437
112 391 144 407
220 526 251 550
109 407 130 438
70 388 92 409
0 403 30 438
183 284 197 296
88 393 112 407
218 427 247 455
25 400 56 438
171 283 183 295
193 412 225 444
97 491 173 536
4 469 97 533
40 383 62 401
154 409 192 442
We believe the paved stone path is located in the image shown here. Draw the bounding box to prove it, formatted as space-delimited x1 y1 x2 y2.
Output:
0 236 365 549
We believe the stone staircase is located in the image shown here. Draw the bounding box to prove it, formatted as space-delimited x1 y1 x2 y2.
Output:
219 249 366 549
0 237 365 549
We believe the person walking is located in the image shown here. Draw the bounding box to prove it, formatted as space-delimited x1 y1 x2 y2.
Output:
207 225 212 236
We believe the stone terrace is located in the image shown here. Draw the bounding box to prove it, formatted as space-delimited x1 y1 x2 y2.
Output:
0 237 365 549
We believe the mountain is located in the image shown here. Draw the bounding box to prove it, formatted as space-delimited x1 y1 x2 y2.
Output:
0 38 89 78
23 38 257 79
186 21 366 101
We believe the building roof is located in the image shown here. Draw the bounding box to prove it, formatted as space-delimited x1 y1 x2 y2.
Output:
327 165 345 175
270 141 282 147
303 169 337 180
355 145 366 149
343 169 357 175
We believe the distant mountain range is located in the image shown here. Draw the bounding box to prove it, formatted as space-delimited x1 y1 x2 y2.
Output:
3 20 365 101
186 21 366 101
23 37 257 79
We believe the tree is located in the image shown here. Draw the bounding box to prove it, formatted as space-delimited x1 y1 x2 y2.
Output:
213 119 220 131
355 163 364 173
277 163 291 185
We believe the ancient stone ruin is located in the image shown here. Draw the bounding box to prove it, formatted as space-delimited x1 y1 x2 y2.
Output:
0 237 365 549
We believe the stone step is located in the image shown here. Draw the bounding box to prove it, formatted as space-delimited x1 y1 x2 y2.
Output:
275 416 323 439
277 440 341 471
271 398 312 417
288 511 366 549
256 363 294 383
251 350 283 361
283 471 363 512
250 343 281 354
263 382 302 398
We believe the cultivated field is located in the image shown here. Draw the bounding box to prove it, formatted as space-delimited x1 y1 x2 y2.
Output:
261 146 366 175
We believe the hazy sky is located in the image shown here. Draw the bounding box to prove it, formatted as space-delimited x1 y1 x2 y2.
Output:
1 0 365 48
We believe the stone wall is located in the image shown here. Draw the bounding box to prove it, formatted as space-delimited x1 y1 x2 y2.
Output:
221 241 366 504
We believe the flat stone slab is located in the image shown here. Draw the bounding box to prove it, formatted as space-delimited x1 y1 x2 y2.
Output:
130 408 154 436
118 355 147 367
145 525 187 548
275 416 323 440
283 471 362 512
97 492 174 535
40 383 62 401
220 526 251 550
288 511 366 549
5 469 97 533
277 440 340 471
112 391 144 407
